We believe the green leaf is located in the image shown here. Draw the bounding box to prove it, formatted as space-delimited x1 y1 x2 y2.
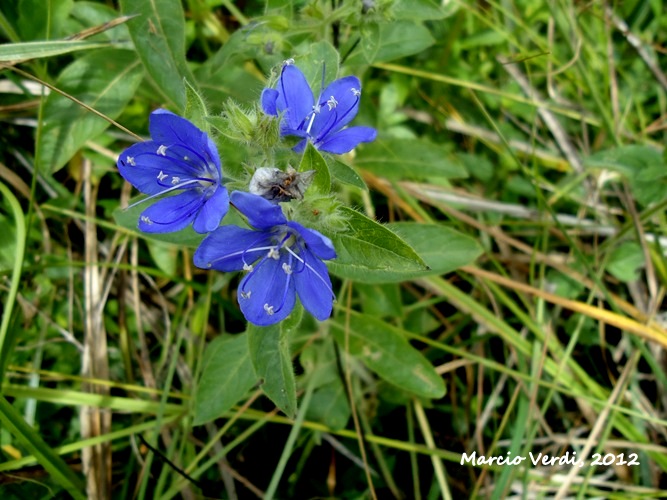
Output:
294 40 340 90
301 340 350 430
194 30 264 106
18 0 72 41
330 313 445 399
299 143 331 195
327 157 368 191
194 333 257 426
323 207 428 283
146 239 178 276
119 0 194 109
356 283 403 317
71 2 130 41
247 322 297 418
355 138 468 180
38 48 143 173
386 222 482 277
585 145 667 206
585 145 663 174
0 40 112 62
183 78 208 131
195 29 250 83
308 381 350 430
347 21 435 65
607 242 645 283
392 0 453 20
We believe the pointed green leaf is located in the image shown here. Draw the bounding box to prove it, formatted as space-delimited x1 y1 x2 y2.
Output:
301 340 350 430
17 0 72 41
183 78 209 131
607 242 645 283
386 222 482 276
392 0 453 20
294 40 340 90
355 138 468 180
38 48 143 173
585 145 667 206
71 2 131 41
0 40 112 62
247 322 297 418
299 143 331 195
327 157 368 190
194 333 257 425
119 0 194 108
323 207 428 283
347 21 435 65
330 313 445 399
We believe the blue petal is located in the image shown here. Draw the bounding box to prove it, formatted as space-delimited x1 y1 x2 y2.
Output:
118 141 210 195
118 142 164 195
316 126 377 154
192 187 229 233
238 253 296 326
137 191 203 233
287 222 336 260
309 76 361 140
149 109 206 150
261 88 279 115
149 109 222 174
293 249 334 321
231 191 286 230
277 65 313 131
194 226 273 272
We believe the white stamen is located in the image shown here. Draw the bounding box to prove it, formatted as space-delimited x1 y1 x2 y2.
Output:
157 144 168 156
306 112 317 135
351 88 361 97
312 103 321 114
126 156 136 166
326 96 338 110
126 179 203 210
243 263 253 272
157 171 168 181
264 303 275 315
267 247 280 260
283 58 295 66
282 263 292 275
284 246 335 297
140 216 152 225
241 291 252 299
171 176 180 185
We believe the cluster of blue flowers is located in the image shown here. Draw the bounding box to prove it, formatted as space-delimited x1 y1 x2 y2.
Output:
117 62 376 326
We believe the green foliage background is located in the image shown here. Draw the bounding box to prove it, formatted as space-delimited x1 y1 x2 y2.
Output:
1 0 667 498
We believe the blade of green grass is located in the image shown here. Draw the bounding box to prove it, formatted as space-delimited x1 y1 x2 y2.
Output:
0 396 86 499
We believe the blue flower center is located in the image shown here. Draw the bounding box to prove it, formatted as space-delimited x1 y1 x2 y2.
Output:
300 88 361 144
154 143 220 195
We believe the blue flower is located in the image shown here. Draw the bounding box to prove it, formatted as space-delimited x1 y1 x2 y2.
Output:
194 191 337 326
117 109 229 233
261 63 377 154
